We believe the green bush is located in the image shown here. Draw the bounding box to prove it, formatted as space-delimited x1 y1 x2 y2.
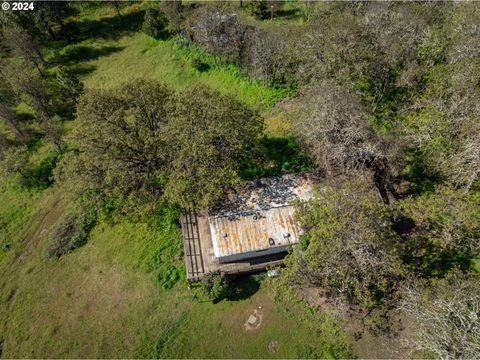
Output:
199 273 231 302
142 8 168 40
46 208 96 258
246 0 269 20
156 265 180 290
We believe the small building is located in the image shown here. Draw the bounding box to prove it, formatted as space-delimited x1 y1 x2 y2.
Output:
181 173 313 281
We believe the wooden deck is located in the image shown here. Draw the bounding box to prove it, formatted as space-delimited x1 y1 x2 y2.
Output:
181 209 205 281
180 210 287 281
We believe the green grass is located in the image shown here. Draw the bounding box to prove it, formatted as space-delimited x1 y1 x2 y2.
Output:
75 33 288 110
0 194 352 357
0 180 39 263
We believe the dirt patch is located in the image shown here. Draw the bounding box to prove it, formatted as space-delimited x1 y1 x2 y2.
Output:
244 308 263 331
352 314 417 359
300 286 417 359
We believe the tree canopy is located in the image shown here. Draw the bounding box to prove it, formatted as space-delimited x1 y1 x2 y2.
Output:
55 80 263 212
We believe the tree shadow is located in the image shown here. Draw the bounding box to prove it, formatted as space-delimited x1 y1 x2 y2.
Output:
274 8 302 20
404 149 442 194
402 242 475 279
20 151 60 190
69 64 98 76
225 273 263 301
64 10 145 43
239 136 312 179
55 45 125 65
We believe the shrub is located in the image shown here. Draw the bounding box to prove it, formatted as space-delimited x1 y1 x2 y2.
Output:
199 273 231 302
246 0 269 20
156 265 180 290
142 8 169 40
46 208 96 258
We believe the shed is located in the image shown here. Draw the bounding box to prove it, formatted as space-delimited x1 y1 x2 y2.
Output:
181 173 313 280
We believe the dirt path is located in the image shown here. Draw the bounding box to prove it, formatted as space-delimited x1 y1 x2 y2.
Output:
0 194 63 282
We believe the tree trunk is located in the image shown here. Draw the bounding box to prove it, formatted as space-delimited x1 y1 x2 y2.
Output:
0 103 24 138
373 165 396 206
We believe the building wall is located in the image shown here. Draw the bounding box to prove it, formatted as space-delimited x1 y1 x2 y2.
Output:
218 245 291 263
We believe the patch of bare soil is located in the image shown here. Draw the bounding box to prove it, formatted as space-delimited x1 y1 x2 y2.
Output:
244 307 263 331
352 314 417 359
221 292 277 336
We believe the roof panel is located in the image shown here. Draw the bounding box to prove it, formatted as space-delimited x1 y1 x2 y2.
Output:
210 205 301 258
209 173 314 218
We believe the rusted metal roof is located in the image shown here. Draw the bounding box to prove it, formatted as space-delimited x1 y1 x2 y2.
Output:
208 173 313 259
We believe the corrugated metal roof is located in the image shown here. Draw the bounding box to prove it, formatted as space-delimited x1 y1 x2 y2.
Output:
209 173 313 218
208 173 313 259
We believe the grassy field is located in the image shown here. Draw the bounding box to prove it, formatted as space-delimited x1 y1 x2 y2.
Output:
0 4 352 358
0 186 351 357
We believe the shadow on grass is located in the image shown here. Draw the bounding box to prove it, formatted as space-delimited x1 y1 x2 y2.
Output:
274 8 302 20
56 45 125 65
225 273 264 302
240 136 313 179
70 64 98 76
402 242 475 279
404 149 442 195
20 151 60 190
65 10 145 43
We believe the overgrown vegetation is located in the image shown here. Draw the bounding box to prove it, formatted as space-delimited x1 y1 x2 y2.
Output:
46 207 96 258
0 1 479 358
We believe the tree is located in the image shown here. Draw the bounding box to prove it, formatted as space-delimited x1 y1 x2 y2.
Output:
55 79 173 212
402 3 480 190
142 8 169 40
161 0 183 33
246 0 269 20
0 102 24 138
112 1 121 17
274 178 405 332
164 85 263 208
401 271 480 359
1 23 45 77
293 81 403 204
199 273 231 302
0 75 24 138
1 62 51 118
0 145 29 179
398 187 480 275
42 115 64 152
55 81 263 213
56 66 84 107
33 1 76 40
187 8 253 65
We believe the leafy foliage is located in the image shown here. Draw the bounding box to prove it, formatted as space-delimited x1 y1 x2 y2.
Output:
199 273 231 302
164 84 263 208
245 1 269 20
398 187 480 277
275 178 405 332
55 80 263 212
401 271 480 359
142 8 169 40
46 207 97 258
